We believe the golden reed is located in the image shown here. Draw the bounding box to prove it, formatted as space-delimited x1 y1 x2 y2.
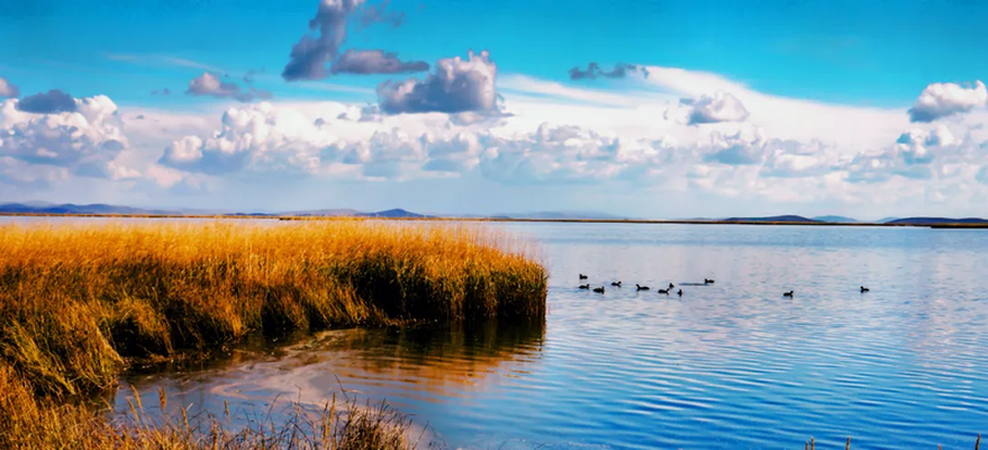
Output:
0 219 545 448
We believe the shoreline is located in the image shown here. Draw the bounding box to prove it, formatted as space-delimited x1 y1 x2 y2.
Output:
2 212 986 228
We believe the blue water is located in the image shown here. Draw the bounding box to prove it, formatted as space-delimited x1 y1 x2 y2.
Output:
117 223 988 449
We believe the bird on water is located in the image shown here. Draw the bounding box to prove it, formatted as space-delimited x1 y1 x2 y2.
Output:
783 290 794 298
704 278 715 284
579 273 588 280
579 284 590 290
611 281 622 287
658 288 670 294
677 289 683 297
592 286 605 293
668 282 675 289
860 286 870 293
636 284 650 291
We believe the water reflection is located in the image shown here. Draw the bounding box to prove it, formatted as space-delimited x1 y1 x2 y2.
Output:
117 320 545 424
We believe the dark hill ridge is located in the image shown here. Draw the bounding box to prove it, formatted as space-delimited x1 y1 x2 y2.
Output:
722 215 821 223
0 202 179 216
885 217 988 225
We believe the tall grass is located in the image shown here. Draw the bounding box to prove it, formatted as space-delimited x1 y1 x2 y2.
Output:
0 361 432 449
0 219 545 447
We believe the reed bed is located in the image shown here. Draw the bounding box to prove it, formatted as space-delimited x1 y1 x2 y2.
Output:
0 219 546 398
0 361 432 449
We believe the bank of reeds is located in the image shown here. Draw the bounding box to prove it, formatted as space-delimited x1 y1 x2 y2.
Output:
0 219 546 397
0 361 430 449
0 219 544 448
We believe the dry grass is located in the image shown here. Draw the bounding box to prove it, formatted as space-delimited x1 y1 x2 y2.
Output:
0 219 543 448
0 219 546 398
0 362 432 449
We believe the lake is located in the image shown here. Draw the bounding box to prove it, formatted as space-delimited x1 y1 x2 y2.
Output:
113 222 988 449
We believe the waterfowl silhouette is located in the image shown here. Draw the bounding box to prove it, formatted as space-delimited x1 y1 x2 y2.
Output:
658 288 670 295
860 286 870 293
611 281 622 287
579 284 590 290
636 284 650 291
677 289 683 297
704 278 715 284
579 273 588 280
592 286 605 293
668 282 675 289
783 290 794 298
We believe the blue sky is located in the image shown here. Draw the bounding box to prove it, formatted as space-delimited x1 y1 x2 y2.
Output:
2 0 988 218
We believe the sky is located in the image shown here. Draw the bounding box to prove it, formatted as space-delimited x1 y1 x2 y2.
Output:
2 0 988 219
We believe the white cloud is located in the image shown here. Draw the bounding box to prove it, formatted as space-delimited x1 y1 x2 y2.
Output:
0 95 130 180
0 77 18 98
160 102 335 175
378 50 500 114
908 80 987 123
686 91 750 125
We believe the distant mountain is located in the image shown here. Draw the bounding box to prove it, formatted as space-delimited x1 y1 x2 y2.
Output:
0 202 179 215
878 217 900 223
722 215 821 223
884 217 988 225
812 215 859 223
497 211 629 220
357 209 430 218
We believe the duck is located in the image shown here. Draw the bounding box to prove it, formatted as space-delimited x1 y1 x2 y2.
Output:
668 282 675 289
704 278 715 284
579 273 588 280
657 288 670 295
592 286 605 293
677 289 683 297
579 284 590 290
860 286 870 293
636 284 650 291
783 290 794 298
611 281 622 287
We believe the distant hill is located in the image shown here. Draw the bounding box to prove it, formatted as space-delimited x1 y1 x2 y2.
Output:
357 209 430 218
0 202 179 216
722 215 821 223
813 215 859 223
878 217 901 223
884 217 988 225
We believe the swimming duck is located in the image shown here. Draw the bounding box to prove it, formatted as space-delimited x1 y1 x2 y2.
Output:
636 284 650 291
677 289 683 297
592 286 605 293
668 282 675 289
860 286 870 293
579 284 590 289
658 288 670 294
611 281 622 287
579 273 588 280
783 290 794 298
704 278 715 284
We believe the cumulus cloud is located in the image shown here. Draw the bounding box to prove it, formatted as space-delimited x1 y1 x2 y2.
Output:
161 102 335 174
15 90 77 114
186 72 271 102
0 77 19 98
687 91 750 125
377 50 499 115
331 49 428 75
282 0 365 81
568 63 648 80
908 80 987 122
0 95 130 180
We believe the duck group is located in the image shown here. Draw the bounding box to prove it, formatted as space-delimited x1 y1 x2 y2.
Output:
577 274 872 299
